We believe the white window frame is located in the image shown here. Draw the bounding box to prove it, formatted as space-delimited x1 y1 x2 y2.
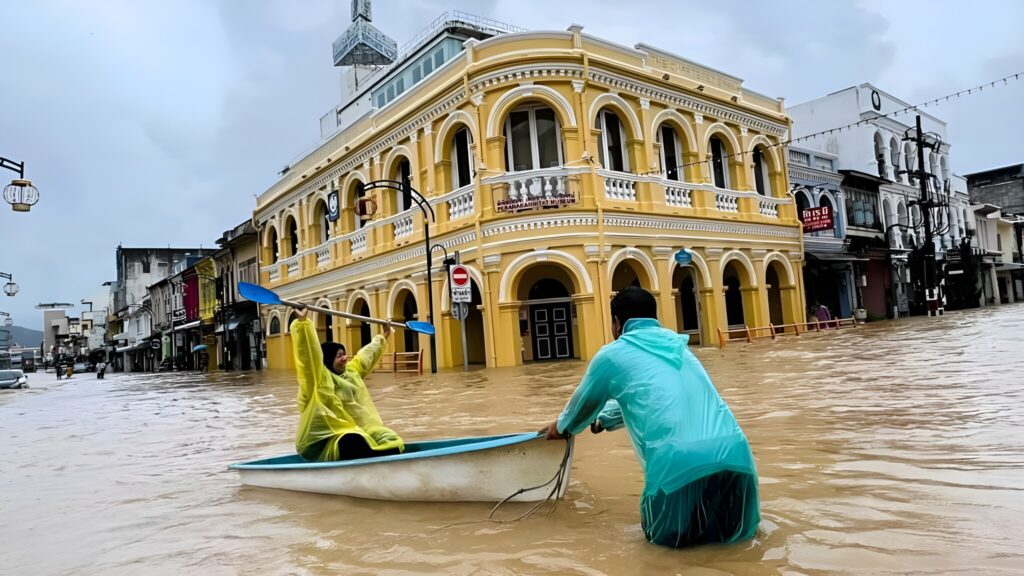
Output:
658 124 683 182
596 109 630 173
710 136 731 189
504 105 564 172
752 146 772 196
450 127 474 190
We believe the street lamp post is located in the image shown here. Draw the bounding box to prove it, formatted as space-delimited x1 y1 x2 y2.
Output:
1 157 40 212
361 180 440 373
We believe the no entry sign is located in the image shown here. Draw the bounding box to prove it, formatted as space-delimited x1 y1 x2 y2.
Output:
450 265 471 304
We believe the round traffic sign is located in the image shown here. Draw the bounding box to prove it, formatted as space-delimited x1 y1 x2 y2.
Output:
451 265 470 287
451 302 470 321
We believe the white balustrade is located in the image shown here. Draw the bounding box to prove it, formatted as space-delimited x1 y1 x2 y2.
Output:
715 191 740 213
267 268 280 282
316 248 331 267
286 262 299 277
484 167 579 212
447 185 475 220
759 200 779 218
394 215 414 239
600 170 638 201
351 230 368 253
665 183 694 208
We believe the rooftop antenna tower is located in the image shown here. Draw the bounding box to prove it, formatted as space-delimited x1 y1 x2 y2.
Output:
333 0 396 90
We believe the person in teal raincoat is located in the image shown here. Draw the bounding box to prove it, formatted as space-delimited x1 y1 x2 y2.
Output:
541 286 760 548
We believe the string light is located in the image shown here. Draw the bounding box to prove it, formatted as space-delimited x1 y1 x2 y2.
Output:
678 71 1022 171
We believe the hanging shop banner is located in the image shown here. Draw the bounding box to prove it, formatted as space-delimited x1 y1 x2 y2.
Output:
802 205 834 233
327 190 341 222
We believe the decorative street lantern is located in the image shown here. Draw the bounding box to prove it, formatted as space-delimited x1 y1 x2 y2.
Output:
0 273 17 297
3 179 39 212
1 157 40 212
3 317 12 326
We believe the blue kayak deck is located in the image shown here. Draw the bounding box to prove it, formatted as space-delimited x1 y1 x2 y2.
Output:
230 432 542 470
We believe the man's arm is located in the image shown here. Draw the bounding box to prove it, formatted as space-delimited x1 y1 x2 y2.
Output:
541 349 614 438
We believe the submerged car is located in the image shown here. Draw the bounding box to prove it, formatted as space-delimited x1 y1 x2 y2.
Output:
72 362 92 374
0 369 28 389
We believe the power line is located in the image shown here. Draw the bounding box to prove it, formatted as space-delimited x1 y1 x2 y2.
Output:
679 71 1023 170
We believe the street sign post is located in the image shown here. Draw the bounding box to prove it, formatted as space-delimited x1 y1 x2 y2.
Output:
449 259 470 371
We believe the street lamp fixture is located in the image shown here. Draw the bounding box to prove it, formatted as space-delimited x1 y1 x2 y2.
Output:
1 157 40 212
0 311 11 327
0 273 18 297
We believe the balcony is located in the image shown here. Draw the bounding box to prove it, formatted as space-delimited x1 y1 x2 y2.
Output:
446 184 475 221
485 167 583 213
598 170 639 202
664 182 696 208
714 189 741 213
393 214 414 240
315 248 331 268
351 229 368 254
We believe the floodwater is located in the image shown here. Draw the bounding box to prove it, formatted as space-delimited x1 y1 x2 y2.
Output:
2 306 1024 576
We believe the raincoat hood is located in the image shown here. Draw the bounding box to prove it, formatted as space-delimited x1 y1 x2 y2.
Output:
618 318 688 370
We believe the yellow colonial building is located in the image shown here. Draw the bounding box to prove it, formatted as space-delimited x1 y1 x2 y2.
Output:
254 9 805 370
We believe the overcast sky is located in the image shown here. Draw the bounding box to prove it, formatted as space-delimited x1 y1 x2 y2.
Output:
2 0 1022 331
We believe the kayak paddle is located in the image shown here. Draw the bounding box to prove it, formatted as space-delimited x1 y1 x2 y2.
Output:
238 282 436 336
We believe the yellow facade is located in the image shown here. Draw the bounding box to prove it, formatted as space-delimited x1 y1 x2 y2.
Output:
255 27 806 370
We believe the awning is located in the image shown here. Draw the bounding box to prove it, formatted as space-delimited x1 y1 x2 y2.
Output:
807 251 869 262
111 332 129 341
173 320 201 332
214 310 258 334
996 262 1024 271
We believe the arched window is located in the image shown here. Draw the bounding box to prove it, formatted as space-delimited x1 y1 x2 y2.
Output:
795 189 810 221
657 124 683 182
451 126 473 190
269 228 279 263
314 200 330 245
890 137 901 178
503 105 563 172
596 108 629 172
904 142 916 185
709 136 729 189
752 146 771 196
873 132 886 178
269 316 281 335
286 216 298 257
352 181 366 230
391 158 413 213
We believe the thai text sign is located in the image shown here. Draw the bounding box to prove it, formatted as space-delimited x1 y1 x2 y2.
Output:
802 205 834 233
496 193 577 214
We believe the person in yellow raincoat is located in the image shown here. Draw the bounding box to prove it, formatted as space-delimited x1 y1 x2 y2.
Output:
290 307 405 461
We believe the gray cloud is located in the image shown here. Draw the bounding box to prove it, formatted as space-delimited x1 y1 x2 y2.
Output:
1 0 1021 328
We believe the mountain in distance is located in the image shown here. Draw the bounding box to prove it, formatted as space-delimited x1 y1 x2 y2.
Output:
3 325 44 349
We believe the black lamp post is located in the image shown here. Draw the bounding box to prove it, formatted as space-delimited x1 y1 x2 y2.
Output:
361 180 440 373
1 157 40 212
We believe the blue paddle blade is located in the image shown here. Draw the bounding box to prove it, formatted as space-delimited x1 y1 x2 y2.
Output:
405 321 435 335
238 282 282 306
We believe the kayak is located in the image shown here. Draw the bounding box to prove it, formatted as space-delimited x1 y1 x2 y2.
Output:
229 432 573 502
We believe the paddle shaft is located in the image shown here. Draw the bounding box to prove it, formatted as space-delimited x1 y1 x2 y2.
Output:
280 299 407 331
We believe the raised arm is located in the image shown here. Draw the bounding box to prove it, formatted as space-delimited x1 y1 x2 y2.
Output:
347 333 388 379
290 312 325 410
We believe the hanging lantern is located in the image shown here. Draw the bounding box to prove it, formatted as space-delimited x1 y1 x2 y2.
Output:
3 317 11 326
3 179 39 212
3 281 18 297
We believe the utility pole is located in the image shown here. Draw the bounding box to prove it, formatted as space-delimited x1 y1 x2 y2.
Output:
912 115 941 316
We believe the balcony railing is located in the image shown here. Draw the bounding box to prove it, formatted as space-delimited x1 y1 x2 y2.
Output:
485 167 584 213
315 248 331 267
447 184 475 220
394 214 414 239
664 182 696 208
286 262 299 277
758 197 787 219
267 267 280 282
598 170 639 202
714 189 741 213
351 230 368 254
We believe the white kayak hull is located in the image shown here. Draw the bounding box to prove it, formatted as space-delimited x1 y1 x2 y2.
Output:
230 433 573 502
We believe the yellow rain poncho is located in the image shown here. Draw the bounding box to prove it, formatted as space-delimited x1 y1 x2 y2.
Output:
290 318 404 461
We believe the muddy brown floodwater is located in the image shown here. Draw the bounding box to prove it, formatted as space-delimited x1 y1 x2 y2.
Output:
2 305 1024 576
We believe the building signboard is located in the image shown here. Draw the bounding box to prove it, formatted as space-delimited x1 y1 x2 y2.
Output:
802 205 834 233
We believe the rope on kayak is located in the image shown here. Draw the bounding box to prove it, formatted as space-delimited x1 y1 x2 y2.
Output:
486 436 572 523
433 436 572 531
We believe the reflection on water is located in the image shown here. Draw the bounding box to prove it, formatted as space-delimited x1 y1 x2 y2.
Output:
2 306 1024 575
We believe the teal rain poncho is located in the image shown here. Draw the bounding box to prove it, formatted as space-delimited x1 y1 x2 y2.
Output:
556 318 759 547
